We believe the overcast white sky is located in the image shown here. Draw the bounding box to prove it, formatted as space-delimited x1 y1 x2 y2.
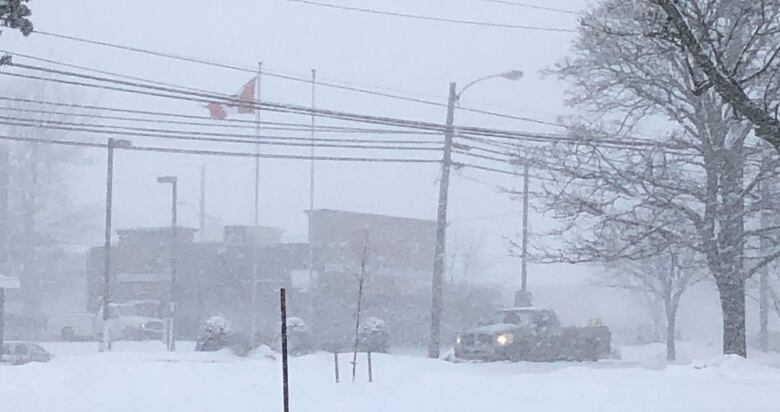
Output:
1 0 591 287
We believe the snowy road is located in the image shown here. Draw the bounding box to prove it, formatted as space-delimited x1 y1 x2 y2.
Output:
2 342 780 412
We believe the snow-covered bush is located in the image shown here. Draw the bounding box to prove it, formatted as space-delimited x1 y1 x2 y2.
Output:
273 317 314 355
359 316 389 353
195 316 251 357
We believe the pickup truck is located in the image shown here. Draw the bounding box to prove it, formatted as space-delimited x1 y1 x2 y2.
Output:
51 301 164 342
454 307 612 362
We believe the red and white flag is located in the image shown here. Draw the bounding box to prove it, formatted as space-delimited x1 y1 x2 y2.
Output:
207 77 257 120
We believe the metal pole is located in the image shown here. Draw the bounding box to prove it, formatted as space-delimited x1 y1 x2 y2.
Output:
428 82 456 359
250 62 262 342
367 351 373 383
171 179 178 351
521 161 530 293
308 69 316 286
280 288 290 412
196 165 205 326
101 138 116 352
333 352 340 383
199 165 206 242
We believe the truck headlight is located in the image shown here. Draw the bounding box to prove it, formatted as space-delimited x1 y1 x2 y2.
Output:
456 336 461 345
496 333 513 346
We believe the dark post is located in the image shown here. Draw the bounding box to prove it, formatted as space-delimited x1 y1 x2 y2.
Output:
280 288 290 412
367 351 373 383
333 352 340 383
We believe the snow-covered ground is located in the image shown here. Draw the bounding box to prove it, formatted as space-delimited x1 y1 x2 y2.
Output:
2 341 780 412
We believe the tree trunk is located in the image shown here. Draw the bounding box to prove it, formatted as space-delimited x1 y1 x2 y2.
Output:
665 303 677 361
717 277 747 357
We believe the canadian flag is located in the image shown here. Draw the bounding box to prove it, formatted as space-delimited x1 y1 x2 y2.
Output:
207 77 257 120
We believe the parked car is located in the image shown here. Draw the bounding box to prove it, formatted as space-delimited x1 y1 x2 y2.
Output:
1 342 52 365
454 307 612 362
50 301 164 341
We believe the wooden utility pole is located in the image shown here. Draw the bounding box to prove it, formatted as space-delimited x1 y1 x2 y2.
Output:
101 138 120 351
250 62 263 342
428 82 457 359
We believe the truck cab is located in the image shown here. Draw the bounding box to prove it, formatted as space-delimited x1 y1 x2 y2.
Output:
455 307 611 362
95 302 164 341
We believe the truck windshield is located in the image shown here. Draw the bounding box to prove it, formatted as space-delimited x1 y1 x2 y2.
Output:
112 305 139 317
495 311 536 325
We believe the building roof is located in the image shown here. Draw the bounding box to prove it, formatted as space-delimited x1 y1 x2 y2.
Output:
116 226 198 235
305 208 435 226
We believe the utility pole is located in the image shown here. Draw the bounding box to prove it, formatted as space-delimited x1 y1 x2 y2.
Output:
101 138 131 352
308 69 316 286
250 62 262 342
428 82 456 359
515 160 532 307
21 144 37 318
157 176 178 351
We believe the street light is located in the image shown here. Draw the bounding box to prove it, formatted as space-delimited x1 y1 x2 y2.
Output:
428 70 523 359
101 138 131 352
157 175 178 352
456 70 524 102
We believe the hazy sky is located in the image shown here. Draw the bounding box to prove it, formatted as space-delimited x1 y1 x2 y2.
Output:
1 0 589 287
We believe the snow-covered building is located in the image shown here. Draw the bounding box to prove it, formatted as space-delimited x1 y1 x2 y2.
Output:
305 209 438 348
86 226 306 338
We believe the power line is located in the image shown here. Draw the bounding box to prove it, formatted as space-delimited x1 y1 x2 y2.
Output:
28 32 562 126
0 134 440 163
288 0 575 32
0 96 439 135
0 106 442 143
476 0 578 15
0 66 447 132
2 61 695 154
0 116 443 152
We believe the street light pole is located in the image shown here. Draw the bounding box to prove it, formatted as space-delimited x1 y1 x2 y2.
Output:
101 138 131 352
428 70 523 359
157 176 178 352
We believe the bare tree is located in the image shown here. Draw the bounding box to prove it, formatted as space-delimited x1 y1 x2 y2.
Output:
0 81 92 320
449 230 486 284
537 0 780 356
603 250 706 360
351 229 371 382
648 0 780 150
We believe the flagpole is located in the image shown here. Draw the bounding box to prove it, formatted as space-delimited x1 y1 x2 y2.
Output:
250 61 262 343
308 69 316 287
